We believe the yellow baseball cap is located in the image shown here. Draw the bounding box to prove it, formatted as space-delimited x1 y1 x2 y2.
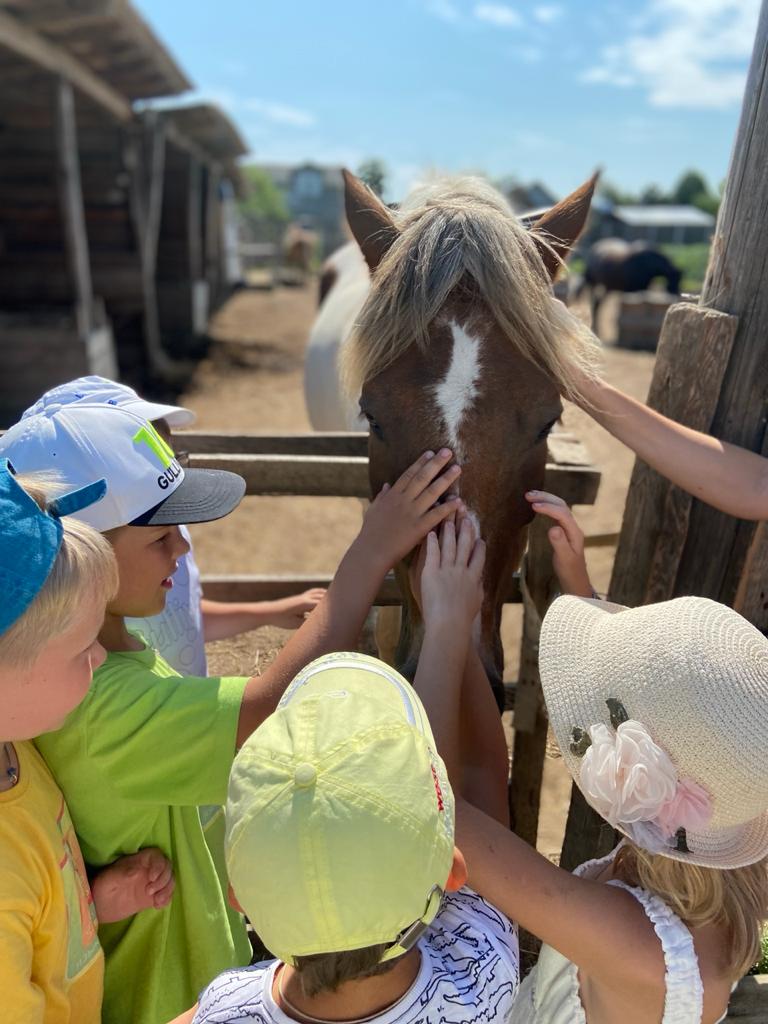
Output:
225 653 455 965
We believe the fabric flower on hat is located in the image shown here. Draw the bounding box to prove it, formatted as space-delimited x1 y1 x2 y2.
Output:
580 721 679 826
577 717 714 854
655 777 712 836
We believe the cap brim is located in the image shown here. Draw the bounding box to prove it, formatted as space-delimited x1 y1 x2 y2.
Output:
130 468 245 526
124 398 196 429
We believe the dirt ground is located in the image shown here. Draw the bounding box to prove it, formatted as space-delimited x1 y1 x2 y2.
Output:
179 283 655 860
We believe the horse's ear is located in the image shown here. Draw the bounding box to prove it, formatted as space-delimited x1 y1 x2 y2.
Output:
342 169 398 272
530 172 599 280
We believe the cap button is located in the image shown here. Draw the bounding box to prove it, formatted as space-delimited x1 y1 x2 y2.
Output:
294 762 317 788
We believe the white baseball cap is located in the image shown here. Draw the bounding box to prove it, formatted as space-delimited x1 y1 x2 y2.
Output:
0 403 244 532
21 376 196 429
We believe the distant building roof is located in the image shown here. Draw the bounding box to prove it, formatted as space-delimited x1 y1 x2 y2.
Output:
612 205 715 228
507 181 558 215
260 163 343 190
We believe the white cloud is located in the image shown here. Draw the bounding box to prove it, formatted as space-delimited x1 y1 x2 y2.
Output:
580 0 761 110
175 89 316 128
533 5 563 23
474 3 522 28
242 99 316 127
426 0 461 22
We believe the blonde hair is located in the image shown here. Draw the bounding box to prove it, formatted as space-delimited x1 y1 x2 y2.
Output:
615 843 768 979
0 474 118 667
342 176 599 400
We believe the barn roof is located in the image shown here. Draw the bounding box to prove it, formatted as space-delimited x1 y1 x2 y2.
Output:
0 0 191 111
612 204 715 228
159 104 248 161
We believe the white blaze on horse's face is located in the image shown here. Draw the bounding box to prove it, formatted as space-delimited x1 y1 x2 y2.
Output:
432 320 483 464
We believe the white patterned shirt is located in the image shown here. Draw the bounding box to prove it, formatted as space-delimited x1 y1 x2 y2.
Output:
127 526 208 677
192 888 519 1024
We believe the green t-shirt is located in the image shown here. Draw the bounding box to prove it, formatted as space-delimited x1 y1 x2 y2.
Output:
35 643 252 1024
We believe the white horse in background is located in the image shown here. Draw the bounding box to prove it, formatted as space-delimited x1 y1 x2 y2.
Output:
303 240 370 431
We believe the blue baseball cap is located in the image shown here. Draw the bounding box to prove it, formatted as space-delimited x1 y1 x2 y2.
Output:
0 459 107 636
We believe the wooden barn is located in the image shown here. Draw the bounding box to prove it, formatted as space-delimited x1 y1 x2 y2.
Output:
152 103 247 358
0 1 246 425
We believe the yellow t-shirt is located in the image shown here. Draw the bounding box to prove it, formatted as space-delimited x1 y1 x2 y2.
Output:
0 741 103 1023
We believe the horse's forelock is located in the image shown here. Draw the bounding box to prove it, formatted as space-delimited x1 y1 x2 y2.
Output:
341 177 600 401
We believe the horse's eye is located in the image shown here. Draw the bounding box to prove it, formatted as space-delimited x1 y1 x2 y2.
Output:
363 411 384 440
536 419 557 443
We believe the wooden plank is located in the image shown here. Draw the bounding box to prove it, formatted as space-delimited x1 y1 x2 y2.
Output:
172 431 369 457
190 454 368 498
124 121 188 383
204 164 221 294
188 453 600 504
733 519 768 625
173 430 594 462
509 515 560 850
609 303 737 606
187 152 203 279
672 1 768 615
201 572 522 606
54 76 93 338
559 785 618 871
0 8 132 122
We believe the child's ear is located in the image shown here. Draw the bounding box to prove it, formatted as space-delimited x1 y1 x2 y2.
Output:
227 883 245 914
445 847 468 892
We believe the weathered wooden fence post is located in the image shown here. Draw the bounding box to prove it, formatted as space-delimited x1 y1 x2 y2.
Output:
560 0 768 871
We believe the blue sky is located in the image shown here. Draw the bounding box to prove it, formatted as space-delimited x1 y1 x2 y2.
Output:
137 0 760 201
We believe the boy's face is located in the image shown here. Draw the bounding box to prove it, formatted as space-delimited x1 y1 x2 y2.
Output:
106 524 190 618
0 594 107 739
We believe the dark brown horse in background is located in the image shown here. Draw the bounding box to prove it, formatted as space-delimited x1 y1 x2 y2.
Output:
341 170 598 700
576 237 682 330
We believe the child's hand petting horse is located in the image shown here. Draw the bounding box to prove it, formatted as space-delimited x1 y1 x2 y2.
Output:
420 518 486 633
92 847 175 924
360 449 464 571
525 490 596 598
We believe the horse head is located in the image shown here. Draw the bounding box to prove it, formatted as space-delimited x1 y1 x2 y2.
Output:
342 170 597 699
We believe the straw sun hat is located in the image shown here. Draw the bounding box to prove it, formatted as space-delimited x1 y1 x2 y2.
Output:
540 595 768 870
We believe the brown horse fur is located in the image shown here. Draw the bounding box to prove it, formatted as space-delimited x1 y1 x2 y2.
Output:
342 169 599 697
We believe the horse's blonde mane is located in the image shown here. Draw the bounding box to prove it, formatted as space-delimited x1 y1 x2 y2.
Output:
342 176 599 400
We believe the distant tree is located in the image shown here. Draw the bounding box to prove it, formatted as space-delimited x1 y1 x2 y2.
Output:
672 170 710 206
357 158 387 197
639 183 667 205
690 190 720 216
599 180 637 205
238 166 290 230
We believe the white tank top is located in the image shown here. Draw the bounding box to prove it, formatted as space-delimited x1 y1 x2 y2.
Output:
509 849 729 1024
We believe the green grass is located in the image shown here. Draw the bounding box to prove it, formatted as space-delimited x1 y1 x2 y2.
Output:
660 243 710 293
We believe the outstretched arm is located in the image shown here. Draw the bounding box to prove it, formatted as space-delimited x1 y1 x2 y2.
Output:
457 801 666 1009
201 589 327 641
235 450 463 746
412 520 509 826
578 376 768 521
